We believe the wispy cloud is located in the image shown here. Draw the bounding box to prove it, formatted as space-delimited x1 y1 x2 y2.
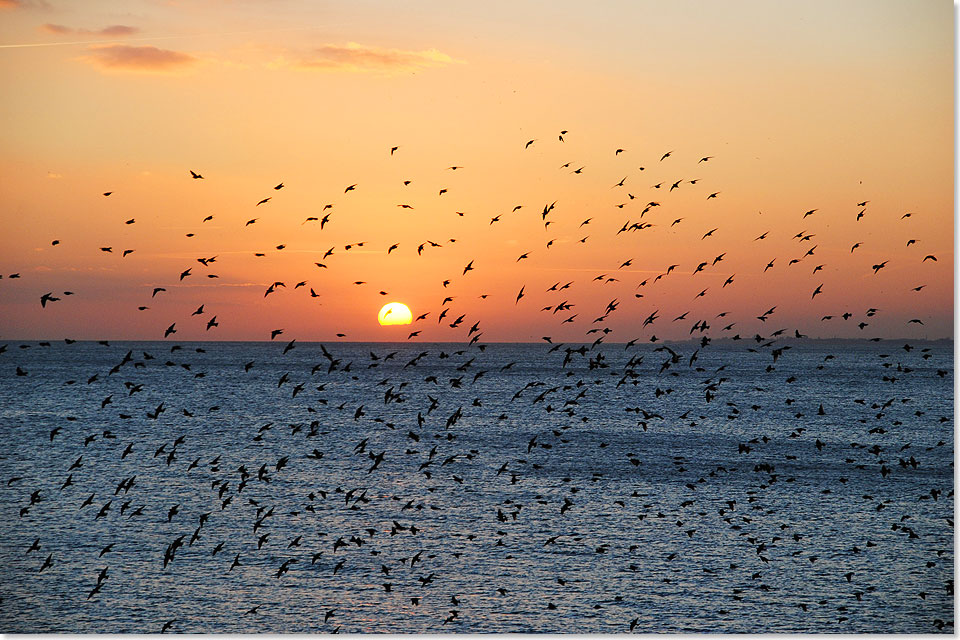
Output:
289 42 460 73
42 23 140 37
40 23 71 34
0 0 50 8
99 25 139 37
81 44 197 73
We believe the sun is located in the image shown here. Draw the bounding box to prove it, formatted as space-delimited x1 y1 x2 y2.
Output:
378 302 413 326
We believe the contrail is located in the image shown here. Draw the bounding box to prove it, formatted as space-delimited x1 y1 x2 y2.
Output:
0 27 316 49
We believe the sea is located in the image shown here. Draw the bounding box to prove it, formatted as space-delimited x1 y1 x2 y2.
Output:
0 338 953 633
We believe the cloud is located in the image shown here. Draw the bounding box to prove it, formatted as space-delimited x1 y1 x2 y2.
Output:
41 23 72 34
41 23 140 36
46 171 62 179
292 42 459 73
81 44 197 73
1 0 51 8
99 25 138 36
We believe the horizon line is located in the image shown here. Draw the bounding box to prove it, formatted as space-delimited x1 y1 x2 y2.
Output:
2 336 953 345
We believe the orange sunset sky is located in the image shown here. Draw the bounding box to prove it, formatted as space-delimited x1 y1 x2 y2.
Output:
0 0 953 342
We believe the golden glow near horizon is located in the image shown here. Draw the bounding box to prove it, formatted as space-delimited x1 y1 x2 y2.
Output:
378 302 413 326
0 1 952 342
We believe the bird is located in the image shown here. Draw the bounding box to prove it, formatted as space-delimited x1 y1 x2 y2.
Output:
40 293 61 308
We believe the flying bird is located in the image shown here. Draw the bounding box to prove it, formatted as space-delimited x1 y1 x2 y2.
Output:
40 293 60 308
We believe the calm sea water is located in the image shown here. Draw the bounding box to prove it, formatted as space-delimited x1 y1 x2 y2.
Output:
0 339 953 633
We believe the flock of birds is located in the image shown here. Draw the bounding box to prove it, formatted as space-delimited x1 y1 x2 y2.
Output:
0 131 953 632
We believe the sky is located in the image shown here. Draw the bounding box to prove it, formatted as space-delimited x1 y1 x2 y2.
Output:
0 0 954 342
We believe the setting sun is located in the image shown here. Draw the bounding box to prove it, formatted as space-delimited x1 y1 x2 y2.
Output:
377 302 412 326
